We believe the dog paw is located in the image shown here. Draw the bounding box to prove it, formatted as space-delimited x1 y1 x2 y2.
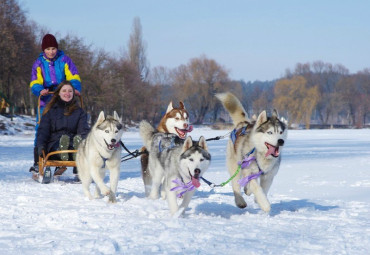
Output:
148 193 159 200
101 188 111 196
235 196 247 208
108 193 117 203
259 201 271 213
244 186 252 196
172 208 185 218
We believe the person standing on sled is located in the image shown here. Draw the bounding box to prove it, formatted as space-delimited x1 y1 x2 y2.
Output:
29 34 82 173
36 81 89 177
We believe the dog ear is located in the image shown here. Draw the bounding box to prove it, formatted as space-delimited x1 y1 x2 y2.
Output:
96 111 105 125
256 111 267 126
272 109 279 118
182 136 193 153
198 136 208 151
179 101 185 109
166 101 174 113
113 111 121 122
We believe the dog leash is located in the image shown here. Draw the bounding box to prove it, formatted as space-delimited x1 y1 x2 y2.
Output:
201 148 262 188
120 141 148 162
205 131 231 142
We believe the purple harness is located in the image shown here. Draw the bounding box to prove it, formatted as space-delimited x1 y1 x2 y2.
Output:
237 148 264 187
170 179 196 198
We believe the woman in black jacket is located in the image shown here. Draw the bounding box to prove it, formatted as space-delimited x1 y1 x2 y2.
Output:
37 81 90 167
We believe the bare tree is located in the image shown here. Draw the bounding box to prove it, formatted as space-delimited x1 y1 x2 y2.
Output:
128 17 149 82
274 76 320 128
172 55 233 124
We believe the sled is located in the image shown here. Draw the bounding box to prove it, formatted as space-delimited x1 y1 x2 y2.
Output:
32 92 83 183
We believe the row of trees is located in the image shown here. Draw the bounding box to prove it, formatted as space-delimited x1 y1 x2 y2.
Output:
1 0 369 128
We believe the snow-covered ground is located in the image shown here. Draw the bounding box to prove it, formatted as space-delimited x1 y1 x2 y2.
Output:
0 115 369 254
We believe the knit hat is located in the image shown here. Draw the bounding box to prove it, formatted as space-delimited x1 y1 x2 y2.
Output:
41 34 58 51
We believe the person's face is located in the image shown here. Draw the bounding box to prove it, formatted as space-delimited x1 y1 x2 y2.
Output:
44 47 57 59
59 85 74 102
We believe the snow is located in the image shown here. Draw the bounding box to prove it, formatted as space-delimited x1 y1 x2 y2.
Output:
0 116 370 254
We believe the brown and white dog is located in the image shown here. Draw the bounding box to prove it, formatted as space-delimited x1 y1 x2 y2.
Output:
141 101 193 197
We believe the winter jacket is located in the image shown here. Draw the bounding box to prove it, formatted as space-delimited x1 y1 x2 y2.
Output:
30 50 81 106
37 98 90 153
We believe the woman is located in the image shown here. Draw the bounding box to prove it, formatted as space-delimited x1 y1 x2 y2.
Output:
36 81 89 176
29 33 82 173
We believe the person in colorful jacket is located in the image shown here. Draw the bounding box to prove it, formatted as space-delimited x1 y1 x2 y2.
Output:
29 33 82 173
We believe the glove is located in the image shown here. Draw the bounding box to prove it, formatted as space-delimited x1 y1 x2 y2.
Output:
38 146 45 157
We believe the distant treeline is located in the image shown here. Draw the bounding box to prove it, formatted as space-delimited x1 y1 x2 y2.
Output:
1 0 369 128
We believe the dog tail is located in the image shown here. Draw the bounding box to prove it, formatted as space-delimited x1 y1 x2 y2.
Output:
216 92 249 125
139 120 155 148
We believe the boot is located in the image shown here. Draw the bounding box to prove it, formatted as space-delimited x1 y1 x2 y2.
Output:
72 135 82 161
58 135 70 161
73 167 80 182
29 147 39 173
54 166 67 176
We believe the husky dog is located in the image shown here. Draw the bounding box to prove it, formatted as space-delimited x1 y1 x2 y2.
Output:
216 92 287 213
76 111 123 203
141 101 193 196
140 120 210 216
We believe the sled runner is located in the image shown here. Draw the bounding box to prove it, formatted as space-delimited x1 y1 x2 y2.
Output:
32 92 83 184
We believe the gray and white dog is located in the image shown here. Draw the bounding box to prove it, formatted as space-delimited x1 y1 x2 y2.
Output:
76 111 123 203
140 120 211 216
216 92 287 213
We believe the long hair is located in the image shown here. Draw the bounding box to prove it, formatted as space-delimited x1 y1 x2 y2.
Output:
42 81 79 116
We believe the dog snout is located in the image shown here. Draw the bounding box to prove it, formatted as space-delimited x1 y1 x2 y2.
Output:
183 123 188 129
278 139 284 146
111 138 117 144
194 168 201 176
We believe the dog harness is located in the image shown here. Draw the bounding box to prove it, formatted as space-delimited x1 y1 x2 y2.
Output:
230 126 248 145
170 178 196 198
100 155 108 168
158 137 176 152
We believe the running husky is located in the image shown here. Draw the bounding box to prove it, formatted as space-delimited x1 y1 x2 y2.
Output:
140 120 210 216
141 101 193 196
216 92 287 213
76 111 123 203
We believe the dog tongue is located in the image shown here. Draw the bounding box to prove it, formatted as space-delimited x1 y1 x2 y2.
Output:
191 177 201 188
186 125 193 133
265 144 279 157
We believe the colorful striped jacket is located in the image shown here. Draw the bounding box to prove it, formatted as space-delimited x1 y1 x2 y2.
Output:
30 50 81 106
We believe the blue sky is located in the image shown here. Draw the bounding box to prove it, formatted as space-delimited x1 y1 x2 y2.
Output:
22 0 370 81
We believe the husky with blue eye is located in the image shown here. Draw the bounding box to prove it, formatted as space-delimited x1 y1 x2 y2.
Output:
216 92 287 213
140 120 210 217
76 111 123 203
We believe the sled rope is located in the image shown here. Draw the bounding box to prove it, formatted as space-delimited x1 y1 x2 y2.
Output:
120 140 148 162
201 148 260 188
205 131 231 142
120 130 230 162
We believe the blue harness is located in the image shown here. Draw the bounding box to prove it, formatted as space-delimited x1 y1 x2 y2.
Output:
230 126 248 144
158 136 176 152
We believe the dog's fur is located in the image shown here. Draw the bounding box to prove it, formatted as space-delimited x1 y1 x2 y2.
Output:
76 111 123 203
141 101 192 197
216 92 287 212
140 120 210 216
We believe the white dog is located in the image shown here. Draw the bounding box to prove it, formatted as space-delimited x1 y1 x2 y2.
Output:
76 111 123 203
216 92 287 212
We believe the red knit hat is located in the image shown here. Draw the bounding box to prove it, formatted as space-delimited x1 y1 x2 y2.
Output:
41 34 58 51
